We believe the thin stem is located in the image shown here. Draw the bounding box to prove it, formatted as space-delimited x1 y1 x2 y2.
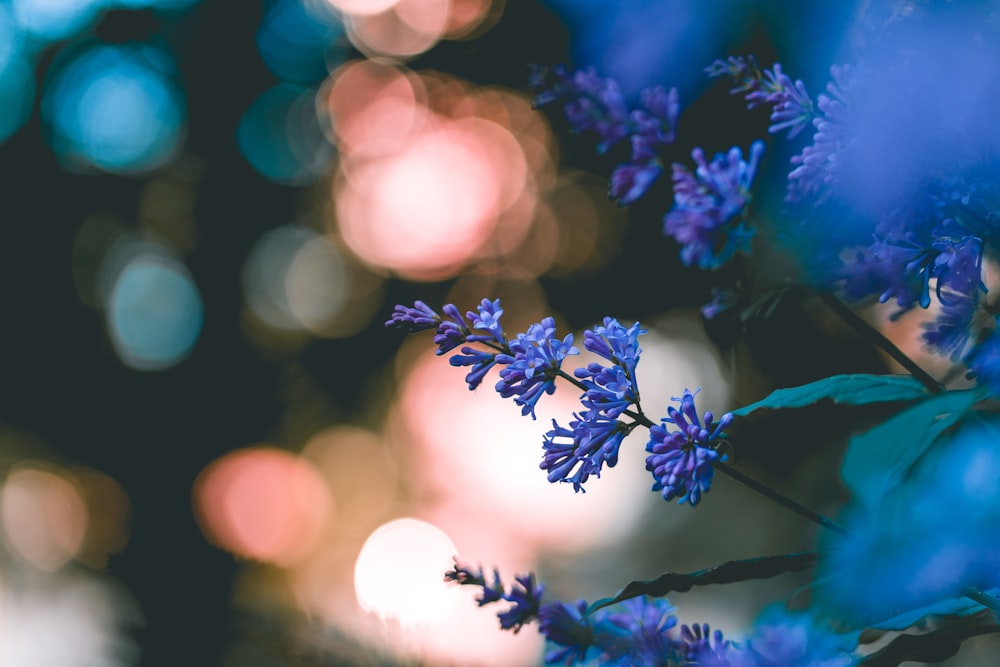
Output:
818 292 945 394
711 461 850 537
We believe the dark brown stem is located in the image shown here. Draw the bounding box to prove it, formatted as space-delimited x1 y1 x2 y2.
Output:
818 292 945 394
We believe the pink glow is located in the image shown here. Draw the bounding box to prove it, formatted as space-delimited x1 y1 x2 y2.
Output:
193 447 333 566
336 119 504 279
1 466 87 572
321 61 424 158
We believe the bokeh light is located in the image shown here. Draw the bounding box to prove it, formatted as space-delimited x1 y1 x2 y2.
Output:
243 224 384 338
345 0 450 59
321 60 425 158
1 465 87 572
238 84 334 185
0 55 34 145
42 43 186 173
353 518 459 627
257 0 346 83
0 571 140 666
102 243 203 371
193 447 333 566
9 0 104 41
321 0 399 18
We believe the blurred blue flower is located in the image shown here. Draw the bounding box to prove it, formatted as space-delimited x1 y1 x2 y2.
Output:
706 56 815 139
500 573 546 632
664 141 765 269
740 608 856 667
531 65 678 206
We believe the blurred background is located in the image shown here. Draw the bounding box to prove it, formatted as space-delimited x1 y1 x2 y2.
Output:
1 0 994 665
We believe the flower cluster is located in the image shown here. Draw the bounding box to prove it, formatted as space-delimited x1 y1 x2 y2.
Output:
646 389 733 506
445 560 544 632
706 55 815 139
496 317 579 419
529 64 679 206
391 299 662 494
664 141 765 269
447 560 857 666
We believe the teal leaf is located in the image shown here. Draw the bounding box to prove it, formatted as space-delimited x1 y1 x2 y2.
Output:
841 389 982 507
584 552 819 616
731 375 928 417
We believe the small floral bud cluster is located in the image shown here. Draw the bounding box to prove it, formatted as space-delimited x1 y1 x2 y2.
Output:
646 389 734 506
446 560 855 666
389 299 733 501
529 64 679 207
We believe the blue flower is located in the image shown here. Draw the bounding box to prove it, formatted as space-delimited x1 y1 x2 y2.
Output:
530 65 630 153
496 318 579 419
785 65 854 204
538 600 601 665
601 597 679 667
581 317 645 379
741 608 856 667
468 297 507 346
541 414 634 492
499 572 545 632
679 623 742 666
530 66 679 156
449 347 499 390
609 135 663 206
444 559 505 606
433 303 474 356
385 300 441 332
663 141 765 269
706 56 814 139
576 364 639 419
645 389 733 506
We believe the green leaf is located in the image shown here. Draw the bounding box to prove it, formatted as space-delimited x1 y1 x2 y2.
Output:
841 389 982 508
731 375 929 417
585 552 819 616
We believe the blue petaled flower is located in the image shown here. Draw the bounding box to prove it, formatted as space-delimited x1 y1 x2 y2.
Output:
499 573 545 633
385 300 441 332
645 389 733 505
576 363 639 419
609 135 663 206
541 413 634 492
531 65 679 206
385 300 475 355
680 623 741 666
581 317 645 379
538 600 601 665
496 318 579 418
785 65 854 204
706 56 814 139
468 297 507 346
449 347 499 390
445 562 546 632
663 141 765 269
740 608 856 667
602 597 679 667
434 303 475 356
444 559 505 606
